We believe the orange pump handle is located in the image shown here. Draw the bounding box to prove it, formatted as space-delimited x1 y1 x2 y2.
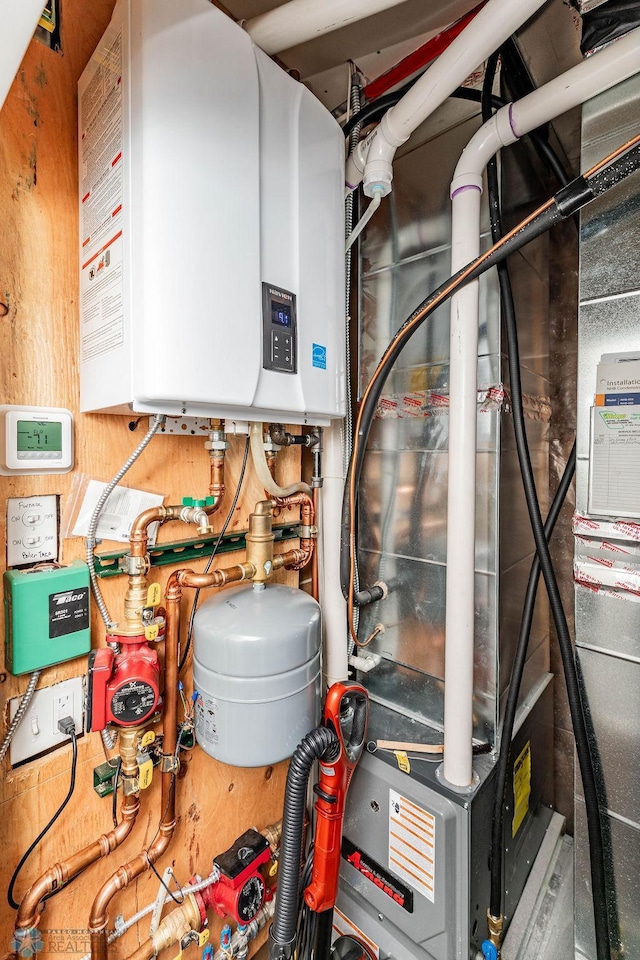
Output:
304 681 369 913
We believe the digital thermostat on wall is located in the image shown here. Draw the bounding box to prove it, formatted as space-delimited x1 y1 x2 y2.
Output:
0 406 74 475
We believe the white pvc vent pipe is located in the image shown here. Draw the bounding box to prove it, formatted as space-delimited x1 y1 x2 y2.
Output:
0 0 45 114
443 26 640 789
345 0 549 197
322 420 350 687
244 0 410 56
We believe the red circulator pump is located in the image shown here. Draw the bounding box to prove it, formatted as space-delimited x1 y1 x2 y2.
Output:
193 828 272 925
87 633 161 730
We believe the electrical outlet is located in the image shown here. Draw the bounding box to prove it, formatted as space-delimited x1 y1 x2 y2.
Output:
8 676 84 766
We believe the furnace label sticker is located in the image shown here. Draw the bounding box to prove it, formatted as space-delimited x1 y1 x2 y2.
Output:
512 740 532 838
388 789 435 903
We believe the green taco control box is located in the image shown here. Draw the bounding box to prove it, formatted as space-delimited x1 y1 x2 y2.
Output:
4 560 91 675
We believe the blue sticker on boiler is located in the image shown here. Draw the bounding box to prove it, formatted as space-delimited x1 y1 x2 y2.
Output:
312 344 327 370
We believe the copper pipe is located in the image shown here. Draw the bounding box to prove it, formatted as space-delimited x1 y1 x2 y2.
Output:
129 498 221 561
129 505 173 559
89 499 310 959
15 793 139 932
270 493 316 572
209 451 226 504
266 449 277 480
176 562 255 591
15 726 143 932
126 944 156 960
89 582 182 958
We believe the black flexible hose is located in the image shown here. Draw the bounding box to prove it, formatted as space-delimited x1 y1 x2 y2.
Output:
269 726 338 960
481 54 611 960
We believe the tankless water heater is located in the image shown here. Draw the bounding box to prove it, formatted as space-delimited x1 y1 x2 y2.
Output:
78 0 345 426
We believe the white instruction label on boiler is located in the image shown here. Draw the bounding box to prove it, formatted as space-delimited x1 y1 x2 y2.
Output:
79 26 124 362
388 789 435 903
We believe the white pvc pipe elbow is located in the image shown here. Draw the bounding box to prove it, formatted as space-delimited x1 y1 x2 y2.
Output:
346 0 550 197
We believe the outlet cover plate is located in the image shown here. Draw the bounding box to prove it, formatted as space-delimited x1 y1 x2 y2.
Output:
9 675 84 766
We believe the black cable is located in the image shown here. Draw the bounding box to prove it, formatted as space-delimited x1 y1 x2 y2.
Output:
482 53 611 960
111 756 122 829
178 436 251 674
148 858 185 906
340 139 640 603
8 730 78 910
342 80 505 138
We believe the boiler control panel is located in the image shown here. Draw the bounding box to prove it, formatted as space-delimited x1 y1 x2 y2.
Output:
262 283 297 375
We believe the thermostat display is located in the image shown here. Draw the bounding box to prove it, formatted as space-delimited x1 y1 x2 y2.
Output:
0 406 74 475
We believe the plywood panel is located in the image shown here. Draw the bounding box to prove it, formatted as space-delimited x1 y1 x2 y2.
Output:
0 5 306 956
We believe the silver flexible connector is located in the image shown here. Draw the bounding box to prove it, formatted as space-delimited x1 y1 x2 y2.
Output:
85 415 166 629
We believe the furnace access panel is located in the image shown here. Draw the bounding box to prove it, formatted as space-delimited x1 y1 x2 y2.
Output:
78 0 345 426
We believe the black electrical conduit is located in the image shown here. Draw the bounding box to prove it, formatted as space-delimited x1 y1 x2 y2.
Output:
481 53 613 960
269 726 338 960
339 139 640 612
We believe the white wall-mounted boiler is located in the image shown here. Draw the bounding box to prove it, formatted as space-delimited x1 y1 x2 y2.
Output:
78 0 345 426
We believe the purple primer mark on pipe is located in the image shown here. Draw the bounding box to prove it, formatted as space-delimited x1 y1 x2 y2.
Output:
451 183 482 200
508 102 519 139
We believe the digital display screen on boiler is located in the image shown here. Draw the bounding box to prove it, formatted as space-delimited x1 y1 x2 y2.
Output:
271 301 291 327
17 420 63 454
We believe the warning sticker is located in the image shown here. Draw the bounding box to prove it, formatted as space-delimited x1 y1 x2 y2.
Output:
332 906 380 959
194 693 219 747
512 741 532 838
79 26 124 362
48 587 90 639
388 790 435 903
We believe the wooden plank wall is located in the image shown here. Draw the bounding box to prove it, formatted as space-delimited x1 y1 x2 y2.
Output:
0 4 304 956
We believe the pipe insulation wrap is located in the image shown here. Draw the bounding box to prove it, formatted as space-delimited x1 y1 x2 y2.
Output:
269 726 338 959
